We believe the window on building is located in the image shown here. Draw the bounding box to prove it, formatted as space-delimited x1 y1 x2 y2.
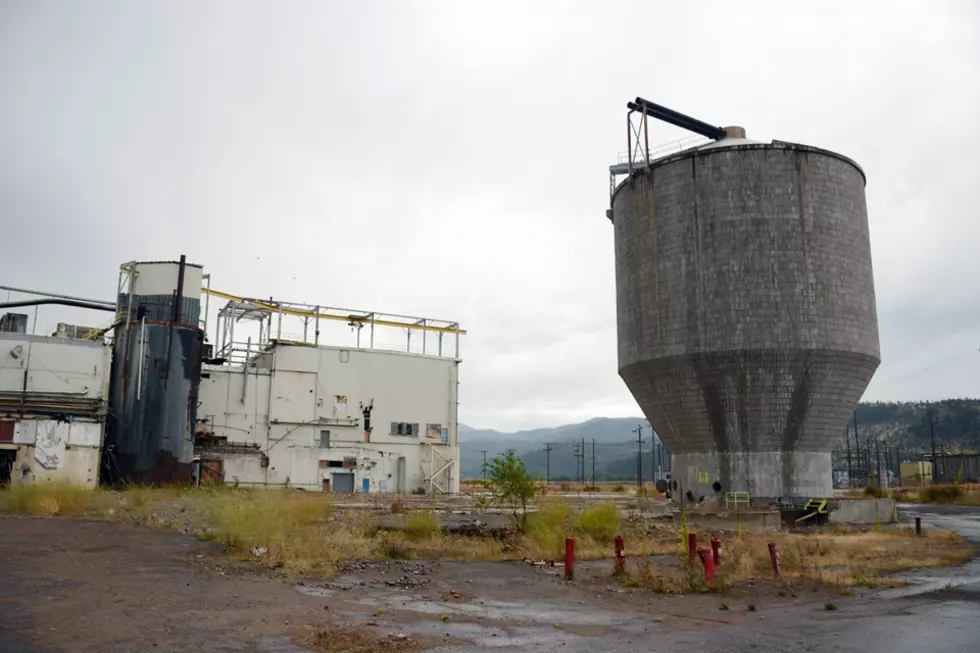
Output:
390 422 420 437
319 430 330 448
426 424 441 439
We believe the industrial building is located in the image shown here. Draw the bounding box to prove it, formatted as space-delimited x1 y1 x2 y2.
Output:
195 293 462 493
608 99 880 500
0 259 464 493
0 318 111 487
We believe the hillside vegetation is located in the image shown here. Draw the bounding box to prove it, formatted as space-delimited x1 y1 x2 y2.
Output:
460 400 980 481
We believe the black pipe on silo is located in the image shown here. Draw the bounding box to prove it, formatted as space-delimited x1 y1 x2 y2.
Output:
627 98 727 141
173 255 186 323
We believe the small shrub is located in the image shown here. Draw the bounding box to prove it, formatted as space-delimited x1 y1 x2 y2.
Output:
582 484 600 492
526 500 573 556
840 588 854 597
404 511 441 540
486 455 539 533
411 487 426 495
920 486 962 504
863 485 885 498
613 485 626 493
390 500 406 514
719 603 729 611
382 544 410 560
559 483 571 492
577 503 620 543
747 604 757 612
824 601 838 611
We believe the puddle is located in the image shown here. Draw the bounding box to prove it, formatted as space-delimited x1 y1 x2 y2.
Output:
254 636 311 653
375 596 635 627
876 506 980 599
294 584 334 597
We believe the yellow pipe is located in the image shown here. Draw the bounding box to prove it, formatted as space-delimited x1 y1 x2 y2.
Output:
200 287 467 336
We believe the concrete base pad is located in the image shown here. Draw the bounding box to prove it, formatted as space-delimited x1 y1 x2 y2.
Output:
672 451 832 502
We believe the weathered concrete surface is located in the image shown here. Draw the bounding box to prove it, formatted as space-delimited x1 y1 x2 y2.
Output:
829 497 898 524
682 508 781 532
612 143 881 500
1 505 977 653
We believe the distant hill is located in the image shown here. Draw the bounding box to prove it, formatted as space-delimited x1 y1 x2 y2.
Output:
459 417 665 481
850 400 980 452
461 400 980 481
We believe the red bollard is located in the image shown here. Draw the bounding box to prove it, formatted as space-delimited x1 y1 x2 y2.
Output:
688 533 697 564
614 535 626 575
565 537 575 580
767 542 782 577
697 547 716 582
711 537 722 566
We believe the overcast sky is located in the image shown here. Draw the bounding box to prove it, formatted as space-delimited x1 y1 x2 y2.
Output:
1 1 978 432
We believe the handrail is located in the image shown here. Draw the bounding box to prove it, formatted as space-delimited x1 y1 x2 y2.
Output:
202 287 466 336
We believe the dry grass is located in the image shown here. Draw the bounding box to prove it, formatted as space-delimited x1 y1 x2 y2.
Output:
4 485 973 589
403 511 440 540
622 526 974 592
521 499 674 561
0 483 109 516
903 485 980 506
194 489 341 572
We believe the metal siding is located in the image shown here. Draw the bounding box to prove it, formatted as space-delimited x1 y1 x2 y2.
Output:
68 422 102 447
270 371 316 423
104 318 201 484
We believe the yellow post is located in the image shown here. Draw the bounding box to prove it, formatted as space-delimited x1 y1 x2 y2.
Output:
678 509 689 558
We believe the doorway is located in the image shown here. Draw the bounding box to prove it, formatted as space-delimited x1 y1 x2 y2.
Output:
0 449 15 484
331 472 354 493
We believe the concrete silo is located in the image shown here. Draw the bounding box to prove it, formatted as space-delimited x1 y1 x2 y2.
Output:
104 257 203 483
611 99 880 500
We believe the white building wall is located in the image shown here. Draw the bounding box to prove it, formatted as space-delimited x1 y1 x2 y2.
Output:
3 420 103 488
0 334 111 398
197 343 460 493
0 333 110 488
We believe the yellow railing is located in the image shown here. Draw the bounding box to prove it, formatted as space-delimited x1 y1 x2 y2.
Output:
725 491 750 509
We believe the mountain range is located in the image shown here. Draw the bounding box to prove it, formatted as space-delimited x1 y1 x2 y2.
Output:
459 400 980 481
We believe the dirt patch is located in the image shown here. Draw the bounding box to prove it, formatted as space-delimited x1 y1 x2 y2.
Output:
299 627 423 653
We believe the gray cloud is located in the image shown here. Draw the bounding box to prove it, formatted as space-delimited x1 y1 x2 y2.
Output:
2 1 978 431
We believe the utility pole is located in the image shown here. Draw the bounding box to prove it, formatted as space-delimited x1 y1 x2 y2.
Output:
572 441 582 485
543 443 553 485
580 437 585 484
853 410 859 486
875 437 882 488
591 439 596 483
480 450 488 483
929 407 937 484
632 424 644 490
845 425 852 489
